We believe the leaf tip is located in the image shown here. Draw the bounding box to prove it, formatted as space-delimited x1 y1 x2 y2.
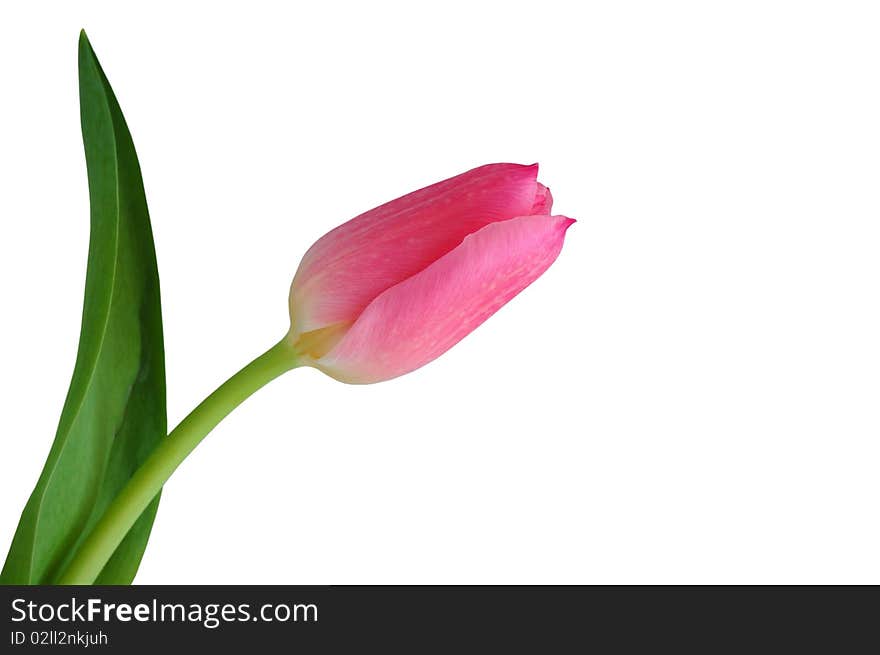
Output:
78 30 98 63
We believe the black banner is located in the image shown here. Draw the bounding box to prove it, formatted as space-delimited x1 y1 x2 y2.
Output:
1 586 876 652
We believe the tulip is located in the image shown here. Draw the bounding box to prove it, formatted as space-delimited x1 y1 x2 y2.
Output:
57 162 574 584
288 163 574 383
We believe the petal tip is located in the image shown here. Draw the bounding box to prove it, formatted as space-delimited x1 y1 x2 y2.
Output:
520 162 540 178
531 182 554 214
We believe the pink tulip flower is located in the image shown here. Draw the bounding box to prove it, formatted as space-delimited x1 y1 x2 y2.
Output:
51 161 579 585
287 163 574 384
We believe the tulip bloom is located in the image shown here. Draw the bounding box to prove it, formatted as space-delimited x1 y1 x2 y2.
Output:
288 163 575 383
57 162 574 584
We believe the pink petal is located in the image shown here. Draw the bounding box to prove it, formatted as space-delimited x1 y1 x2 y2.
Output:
290 163 545 334
314 214 575 384
532 183 553 214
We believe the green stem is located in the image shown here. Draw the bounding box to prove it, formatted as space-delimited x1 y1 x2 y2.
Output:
56 337 300 585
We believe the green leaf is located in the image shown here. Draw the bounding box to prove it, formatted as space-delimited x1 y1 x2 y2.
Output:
0 31 166 585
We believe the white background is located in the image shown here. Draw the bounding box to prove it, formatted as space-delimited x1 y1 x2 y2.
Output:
1 1 878 584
